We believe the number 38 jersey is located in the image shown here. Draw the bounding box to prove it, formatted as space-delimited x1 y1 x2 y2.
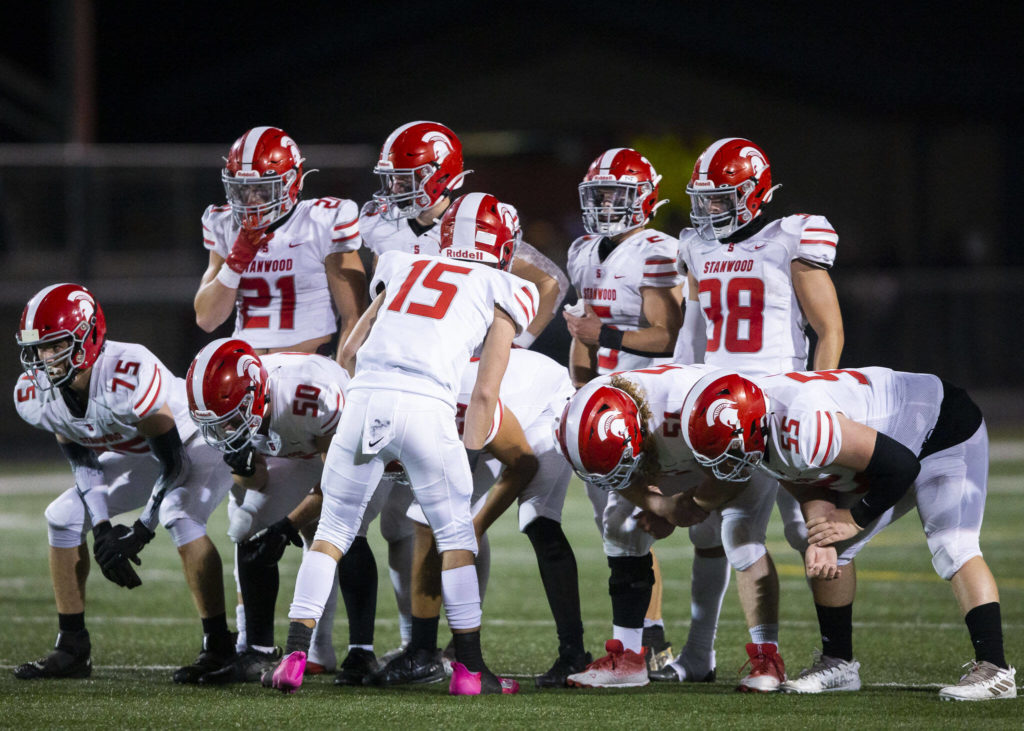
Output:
13 340 197 454
352 251 539 407
756 367 942 490
566 228 682 373
202 197 362 349
678 214 838 377
255 352 349 459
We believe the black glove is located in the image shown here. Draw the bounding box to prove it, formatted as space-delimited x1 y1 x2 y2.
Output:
223 445 257 477
92 522 143 589
94 519 154 569
243 517 302 566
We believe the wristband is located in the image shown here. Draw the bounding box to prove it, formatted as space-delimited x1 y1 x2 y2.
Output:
216 264 242 289
598 325 624 351
512 330 537 349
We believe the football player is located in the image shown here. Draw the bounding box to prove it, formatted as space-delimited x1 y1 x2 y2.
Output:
13 284 234 683
185 338 385 686
193 126 366 672
678 368 1016 701
563 147 729 680
264 192 538 696
358 120 570 658
372 348 587 689
554 363 728 688
669 137 845 690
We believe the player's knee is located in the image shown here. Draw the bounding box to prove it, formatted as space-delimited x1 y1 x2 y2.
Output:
45 491 86 548
783 518 808 553
930 535 982 581
726 541 767 572
524 517 572 561
166 516 207 547
432 519 478 555
608 554 654 596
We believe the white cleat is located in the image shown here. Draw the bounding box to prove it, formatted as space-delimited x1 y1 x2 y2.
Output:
939 661 1016 701
781 650 861 693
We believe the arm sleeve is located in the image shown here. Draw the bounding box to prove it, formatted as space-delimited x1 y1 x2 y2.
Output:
849 431 921 527
138 428 189 532
515 240 570 315
60 441 110 524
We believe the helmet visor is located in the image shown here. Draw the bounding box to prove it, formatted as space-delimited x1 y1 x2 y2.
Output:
693 435 762 482
579 182 640 235
372 164 434 222
192 393 261 453
18 333 77 389
222 172 287 229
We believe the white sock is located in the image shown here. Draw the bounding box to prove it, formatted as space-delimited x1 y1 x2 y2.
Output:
686 554 730 657
441 564 482 630
749 624 779 646
388 535 414 645
234 603 247 653
348 644 374 652
309 554 339 657
613 625 644 654
643 618 664 629
288 549 339 622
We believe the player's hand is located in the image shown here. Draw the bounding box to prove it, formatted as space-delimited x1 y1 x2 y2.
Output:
804 544 841 580
637 510 675 539
667 490 710 527
223 445 257 477
92 522 144 589
806 508 861 547
243 517 302 566
223 226 273 275
563 303 602 346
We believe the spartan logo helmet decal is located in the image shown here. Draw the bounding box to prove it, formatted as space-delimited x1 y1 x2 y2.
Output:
739 146 768 178
423 131 453 165
706 397 742 432
596 410 631 443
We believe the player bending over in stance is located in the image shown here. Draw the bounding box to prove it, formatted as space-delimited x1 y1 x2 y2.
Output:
264 192 537 695
13 284 234 683
676 367 1015 701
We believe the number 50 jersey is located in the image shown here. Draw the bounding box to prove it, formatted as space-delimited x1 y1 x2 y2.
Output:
352 251 538 407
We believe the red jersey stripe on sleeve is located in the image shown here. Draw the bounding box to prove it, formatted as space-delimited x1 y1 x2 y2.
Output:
320 393 343 434
134 367 163 417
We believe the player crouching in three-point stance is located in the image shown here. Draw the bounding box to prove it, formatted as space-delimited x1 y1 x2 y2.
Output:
264 192 538 695
676 367 1016 701
13 284 234 683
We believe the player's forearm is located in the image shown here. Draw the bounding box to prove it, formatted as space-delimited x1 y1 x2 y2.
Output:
139 428 189 532
569 337 597 388
194 277 237 332
287 488 323 532
620 324 676 355
811 329 844 371
472 454 538 536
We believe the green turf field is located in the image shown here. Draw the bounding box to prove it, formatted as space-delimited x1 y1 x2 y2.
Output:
1 447 1022 729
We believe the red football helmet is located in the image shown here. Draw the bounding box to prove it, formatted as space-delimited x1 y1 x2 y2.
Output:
438 192 521 271
17 283 106 390
372 121 469 222
686 137 780 241
222 126 305 229
682 371 769 481
186 338 269 454
578 148 666 236
555 381 646 491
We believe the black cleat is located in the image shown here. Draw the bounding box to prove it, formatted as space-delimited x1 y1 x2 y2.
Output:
642 625 673 672
14 630 92 680
649 658 716 683
334 648 379 686
173 632 237 684
535 651 593 688
364 646 445 686
198 647 280 685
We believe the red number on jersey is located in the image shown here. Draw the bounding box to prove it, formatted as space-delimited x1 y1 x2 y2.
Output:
387 260 472 320
292 385 322 416
662 412 681 437
314 197 342 208
16 383 36 402
239 275 296 330
785 369 870 386
780 417 800 450
455 402 467 436
115 360 140 375
699 277 765 353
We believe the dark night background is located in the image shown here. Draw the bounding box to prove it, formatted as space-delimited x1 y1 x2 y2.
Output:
1 1 1022 451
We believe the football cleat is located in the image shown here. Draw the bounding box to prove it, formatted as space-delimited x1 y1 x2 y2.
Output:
305 642 337 675
449 662 519 695
567 639 649 688
939 660 1017 701
441 638 456 677
649 649 716 683
377 643 408 667
780 650 860 694
198 647 281 685
263 650 307 694
364 646 445 686
173 632 237 684
334 648 379 686
535 651 593 689
737 642 785 693
13 630 92 680
641 625 673 672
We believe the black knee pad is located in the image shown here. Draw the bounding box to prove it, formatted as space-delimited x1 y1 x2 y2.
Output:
607 554 654 596
525 517 572 560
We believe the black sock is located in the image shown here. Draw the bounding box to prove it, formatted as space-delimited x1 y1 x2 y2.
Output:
453 630 485 673
284 621 314 654
201 612 230 640
409 615 440 653
608 554 653 631
965 602 1007 668
815 603 854 661
237 543 279 648
525 518 584 657
339 537 378 646
58 612 86 634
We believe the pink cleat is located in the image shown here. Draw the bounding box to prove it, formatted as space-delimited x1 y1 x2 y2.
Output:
449 662 520 695
267 651 307 694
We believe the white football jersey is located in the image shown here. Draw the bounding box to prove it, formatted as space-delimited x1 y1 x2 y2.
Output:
567 227 681 373
756 367 942 490
255 352 349 459
679 214 838 377
593 363 721 478
351 251 538 407
455 349 574 446
14 340 196 454
202 197 362 348
358 201 441 257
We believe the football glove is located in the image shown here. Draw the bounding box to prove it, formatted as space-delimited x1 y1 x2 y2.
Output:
224 227 274 275
223 445 257 477
244 517 302 566
94 520 154 569
92 522 143 589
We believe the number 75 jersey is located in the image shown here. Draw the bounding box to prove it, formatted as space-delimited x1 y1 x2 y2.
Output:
678 214 837 377
352 251 539 407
